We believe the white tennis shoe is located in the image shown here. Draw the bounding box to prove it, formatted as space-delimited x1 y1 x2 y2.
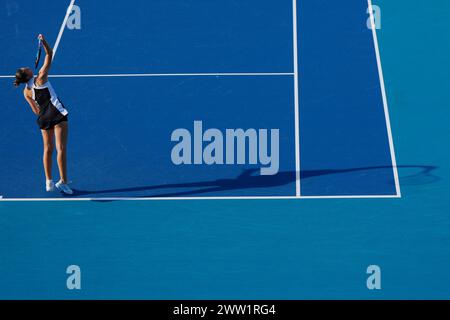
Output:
56 180 74 195
46 180 55 192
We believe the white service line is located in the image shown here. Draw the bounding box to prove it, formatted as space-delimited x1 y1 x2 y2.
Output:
53 0 76 60
48 72 294 78
1 73 294 79
367 0 402 197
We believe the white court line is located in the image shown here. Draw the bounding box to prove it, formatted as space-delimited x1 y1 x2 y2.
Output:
0 196 297 202
368 0 402 197
300 195 401 199
292 0 301 197
0 195 400 202
53 0 76 60
0 73 294 79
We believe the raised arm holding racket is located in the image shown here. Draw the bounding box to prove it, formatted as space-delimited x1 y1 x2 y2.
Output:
34 34 53 85
13 34 74 195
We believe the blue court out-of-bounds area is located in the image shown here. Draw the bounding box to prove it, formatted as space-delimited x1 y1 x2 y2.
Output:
0 0 399 199
1 0 449 300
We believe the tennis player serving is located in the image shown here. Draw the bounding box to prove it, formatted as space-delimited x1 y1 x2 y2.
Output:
14 34 73 195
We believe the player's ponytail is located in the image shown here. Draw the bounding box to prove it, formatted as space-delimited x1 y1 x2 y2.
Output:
14 68 30 88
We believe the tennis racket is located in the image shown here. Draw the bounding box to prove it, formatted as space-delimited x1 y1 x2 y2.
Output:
34 37 43 70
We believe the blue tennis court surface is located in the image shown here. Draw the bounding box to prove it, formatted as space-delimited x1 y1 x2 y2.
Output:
1 0 449 300
0 0 399 199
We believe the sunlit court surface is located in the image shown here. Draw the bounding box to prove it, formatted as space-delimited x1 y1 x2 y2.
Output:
0 0 400 200
0 0 449 300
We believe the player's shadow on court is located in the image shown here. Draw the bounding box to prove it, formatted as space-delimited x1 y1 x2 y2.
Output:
70 165 439 198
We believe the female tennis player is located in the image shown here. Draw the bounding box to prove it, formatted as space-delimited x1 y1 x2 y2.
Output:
14 34 73 195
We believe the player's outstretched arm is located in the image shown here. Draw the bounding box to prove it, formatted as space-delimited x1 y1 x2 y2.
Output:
37 34 53 83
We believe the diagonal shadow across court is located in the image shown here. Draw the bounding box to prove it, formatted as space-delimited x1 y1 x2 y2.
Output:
68 165 439 198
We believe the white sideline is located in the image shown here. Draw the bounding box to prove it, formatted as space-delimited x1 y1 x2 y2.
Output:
367 0 402 197
53 0 76 60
